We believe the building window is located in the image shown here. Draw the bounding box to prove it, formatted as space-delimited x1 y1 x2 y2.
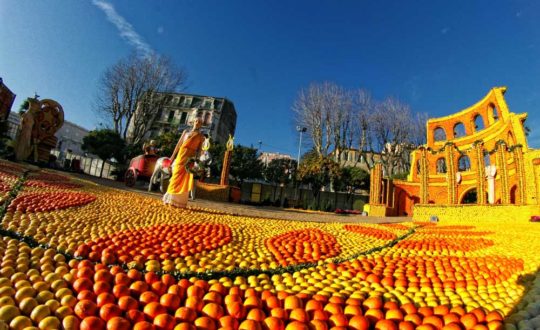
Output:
484 151 491 166
416 160 421 174
473 114 485 131
184 98 191 107
203 100 212 109
168 111 175 123
436 158 447 174
508 131 516 145
490 104 499 121
453 122 466 138
458 155 471 172
434 127 446 141
180 112 188 125
204 112 211 125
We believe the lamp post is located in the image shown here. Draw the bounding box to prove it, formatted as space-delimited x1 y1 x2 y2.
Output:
296 126 307 165
294 126 307 206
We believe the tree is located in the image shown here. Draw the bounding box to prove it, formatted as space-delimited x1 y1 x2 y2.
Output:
229 145 263 187
296 149 340 208
369 97 423 176
94 53 187 144
153 125 182 158
82 129 126 177
208 142 225 180
263 158 297 201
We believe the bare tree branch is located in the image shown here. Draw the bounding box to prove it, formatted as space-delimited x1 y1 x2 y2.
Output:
93 53 187 144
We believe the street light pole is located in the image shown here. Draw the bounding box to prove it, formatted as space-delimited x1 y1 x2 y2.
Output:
295 126 307 206
296 126 307 165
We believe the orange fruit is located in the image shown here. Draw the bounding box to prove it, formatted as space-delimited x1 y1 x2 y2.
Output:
246 308 266 322
460 313 478 329
106 316 131 330
140 291 159 305
97 293 116 307
226 301 246 319
202 302 225 320
423 315 444 329
153 313 176 330
284 296 303 310
175 307 197 322
133 321 155 330
363 297 383 310
143 302 167 319
194 316 217 330
126 310 146 324
349 315 370 330
329 313 348 327
374 319 398 330
219 315 239 329
100 303 122 322
74 300 98 319
365 308 384 324
263 316 284 330
80 316 106 330
118 296 139 311
284 321 309 330
289 308 309 323
398 321 415 330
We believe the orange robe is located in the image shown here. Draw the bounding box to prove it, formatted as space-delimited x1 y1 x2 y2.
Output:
162 131 204 207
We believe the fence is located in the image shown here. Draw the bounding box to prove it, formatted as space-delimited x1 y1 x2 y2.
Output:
50 150 117 180
238 181 368 211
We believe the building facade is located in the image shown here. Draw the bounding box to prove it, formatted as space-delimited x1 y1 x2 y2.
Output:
6 112 89 156
259 152 292 166
368 87 540 221
127 92 237 145
54 121 90 156
0 78 16 124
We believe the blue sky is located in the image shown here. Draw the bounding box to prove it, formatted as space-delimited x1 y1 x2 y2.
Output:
1 0 540 155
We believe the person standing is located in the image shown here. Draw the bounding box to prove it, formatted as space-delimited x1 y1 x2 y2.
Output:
162 117 205 208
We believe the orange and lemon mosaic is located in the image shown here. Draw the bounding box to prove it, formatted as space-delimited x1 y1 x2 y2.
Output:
0 159 539 329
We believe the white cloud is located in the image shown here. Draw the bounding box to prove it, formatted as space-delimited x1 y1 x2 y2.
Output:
157 26 164 34
92 0 153 57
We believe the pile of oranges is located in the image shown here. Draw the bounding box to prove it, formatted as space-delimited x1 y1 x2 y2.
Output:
0 159 538 329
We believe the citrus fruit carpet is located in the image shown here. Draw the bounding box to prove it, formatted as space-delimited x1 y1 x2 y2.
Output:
0 159 539 330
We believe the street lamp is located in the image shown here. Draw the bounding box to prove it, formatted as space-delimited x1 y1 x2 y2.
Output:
296 126 307 165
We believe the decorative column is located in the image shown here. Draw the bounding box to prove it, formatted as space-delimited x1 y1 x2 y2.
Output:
513 145 526 205
419 147 429 204
445 144 458 204
486 165 497 204
369 163 383 205
220 135 234 186
472 142 486 205
496 142 510 204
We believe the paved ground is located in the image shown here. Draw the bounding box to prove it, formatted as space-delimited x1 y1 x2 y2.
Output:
70 173 411 224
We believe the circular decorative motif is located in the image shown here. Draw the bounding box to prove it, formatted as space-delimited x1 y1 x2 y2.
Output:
396 237 494 252
24 180 83 189
75 223 233 264
8 192 96 213
266 229 340 266
29 172 71 181
344 225 397 240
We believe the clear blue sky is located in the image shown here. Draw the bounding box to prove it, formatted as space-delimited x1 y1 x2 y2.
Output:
1 0 540 155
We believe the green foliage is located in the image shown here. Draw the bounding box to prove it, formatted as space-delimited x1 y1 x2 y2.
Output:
208 143 225 178
230 145 263 187
390 171 409 180
263 158 297 186
151 124 182 158
296 151 340 197
334 166 370 192
82 129 126 163
353 198 366 211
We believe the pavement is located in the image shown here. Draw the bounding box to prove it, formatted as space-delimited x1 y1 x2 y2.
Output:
70 172 411 224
